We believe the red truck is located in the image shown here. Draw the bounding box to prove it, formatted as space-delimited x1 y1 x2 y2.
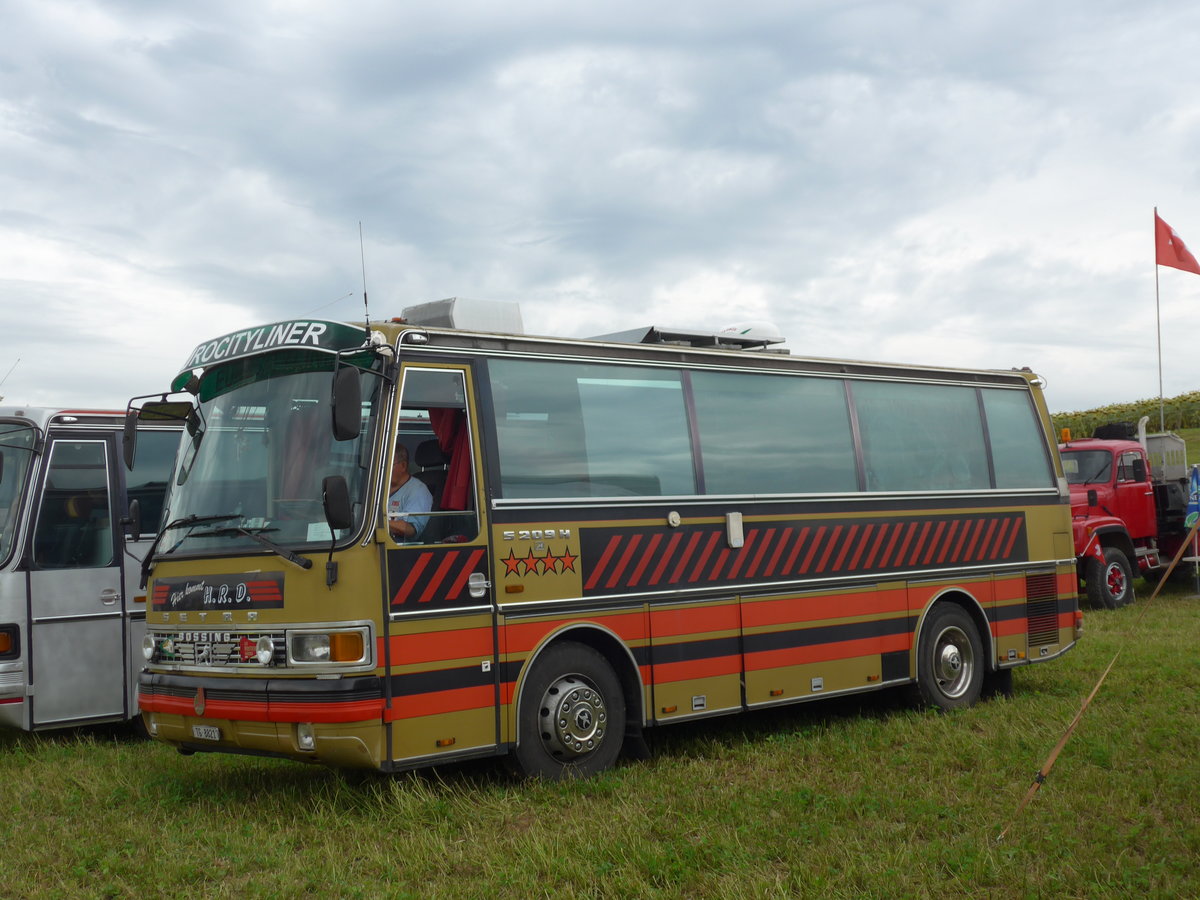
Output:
1058 418 1191 609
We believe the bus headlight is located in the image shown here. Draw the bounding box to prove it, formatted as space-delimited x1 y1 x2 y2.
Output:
255 636 275 666
289 631 365 664
142 635 156 661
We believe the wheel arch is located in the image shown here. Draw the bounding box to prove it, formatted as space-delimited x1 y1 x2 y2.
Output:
1093 526 1136 568
511 623 645 751
912 586 995 675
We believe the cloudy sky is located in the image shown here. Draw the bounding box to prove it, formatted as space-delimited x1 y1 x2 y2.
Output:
3 0 1199 415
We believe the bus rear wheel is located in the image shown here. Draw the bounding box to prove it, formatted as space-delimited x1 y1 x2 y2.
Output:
909 604 983 711
1085 547 1133 609
509 641 625 780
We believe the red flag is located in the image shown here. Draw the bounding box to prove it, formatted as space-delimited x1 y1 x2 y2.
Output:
1156 211 1200 275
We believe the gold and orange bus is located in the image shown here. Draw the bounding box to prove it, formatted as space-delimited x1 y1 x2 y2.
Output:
129 302 1080 777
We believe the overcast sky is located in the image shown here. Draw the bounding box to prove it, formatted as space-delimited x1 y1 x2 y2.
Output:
3 0 1199 415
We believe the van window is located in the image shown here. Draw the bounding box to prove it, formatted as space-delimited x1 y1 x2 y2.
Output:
32 441 113 569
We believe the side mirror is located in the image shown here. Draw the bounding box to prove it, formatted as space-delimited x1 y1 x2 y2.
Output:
1087 489 1098 508
122 409 139 470
331 366 362 442
123 498 142 542
322 475 353 532
1132 458 1147 483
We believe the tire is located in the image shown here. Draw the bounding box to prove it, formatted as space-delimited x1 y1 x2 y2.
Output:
909 604 984 711
1084 547 1134 610
509 641 625 780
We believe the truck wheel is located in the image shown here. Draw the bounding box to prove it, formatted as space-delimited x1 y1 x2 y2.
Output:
508 641 625 780
1085 547 1134 609
908 604 984 711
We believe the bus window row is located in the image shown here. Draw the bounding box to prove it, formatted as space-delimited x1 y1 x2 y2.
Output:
486 359 1054 499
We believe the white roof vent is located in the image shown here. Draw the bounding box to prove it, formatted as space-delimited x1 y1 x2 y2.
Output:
718 321 785 345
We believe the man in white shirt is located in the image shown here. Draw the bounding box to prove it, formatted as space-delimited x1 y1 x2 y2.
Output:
387 442 432 542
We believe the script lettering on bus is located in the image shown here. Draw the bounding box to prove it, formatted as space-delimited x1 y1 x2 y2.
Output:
167 580 251 609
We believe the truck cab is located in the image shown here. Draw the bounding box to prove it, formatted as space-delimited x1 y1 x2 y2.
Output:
1057 415 1194 609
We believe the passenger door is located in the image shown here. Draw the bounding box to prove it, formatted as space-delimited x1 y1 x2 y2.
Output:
26 434 126 726
382 364 497 762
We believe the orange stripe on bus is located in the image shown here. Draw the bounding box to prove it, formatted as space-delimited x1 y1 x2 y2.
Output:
385 684 494 720
382 626 494 664
742 589 908 628
503 611 648 653
650 602 739 638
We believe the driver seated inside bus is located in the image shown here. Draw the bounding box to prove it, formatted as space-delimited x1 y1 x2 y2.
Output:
387 442 432 543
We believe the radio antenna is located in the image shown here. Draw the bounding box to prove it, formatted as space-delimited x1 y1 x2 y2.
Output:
359 222 371 338
0 357 19 403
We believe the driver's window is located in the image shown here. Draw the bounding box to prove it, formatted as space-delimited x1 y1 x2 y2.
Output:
1117 452 1141 483
390 368 478 545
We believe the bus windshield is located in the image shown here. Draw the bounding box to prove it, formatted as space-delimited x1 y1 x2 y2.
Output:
1061 449 1112 485
160 353 381 557
0 422 39 565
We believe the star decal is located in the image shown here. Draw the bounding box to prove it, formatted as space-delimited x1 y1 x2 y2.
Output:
521 549 541 576
502 545 580 577
502 550 523 577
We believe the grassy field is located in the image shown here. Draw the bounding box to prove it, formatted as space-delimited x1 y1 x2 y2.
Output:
2 586 1198 899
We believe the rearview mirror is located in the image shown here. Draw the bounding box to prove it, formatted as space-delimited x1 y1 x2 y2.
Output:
331 366 362 442
322 475 353 532
122 409 139 470
123 498 142 542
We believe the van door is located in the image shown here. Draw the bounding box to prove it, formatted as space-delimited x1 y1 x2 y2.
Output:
382 364 496 763
26 434 126 726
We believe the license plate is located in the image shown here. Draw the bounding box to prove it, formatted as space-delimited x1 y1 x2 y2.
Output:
192 724 221 741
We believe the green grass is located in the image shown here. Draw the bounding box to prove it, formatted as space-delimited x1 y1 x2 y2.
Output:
3 587 1199 898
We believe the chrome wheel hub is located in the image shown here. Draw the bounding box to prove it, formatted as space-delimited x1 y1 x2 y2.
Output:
932 625 974 699
538 674 608 759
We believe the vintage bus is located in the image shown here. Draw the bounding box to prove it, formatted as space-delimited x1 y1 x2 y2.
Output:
0 406 181 730
130 305 1080 777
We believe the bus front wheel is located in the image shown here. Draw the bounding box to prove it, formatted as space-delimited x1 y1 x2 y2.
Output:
509 641 625 780
909 604 984 711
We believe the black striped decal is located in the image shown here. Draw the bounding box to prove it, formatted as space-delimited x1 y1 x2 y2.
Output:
580 512 1026 596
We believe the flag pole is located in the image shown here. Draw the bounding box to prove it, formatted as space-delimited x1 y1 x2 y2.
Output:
1155 207 1164 432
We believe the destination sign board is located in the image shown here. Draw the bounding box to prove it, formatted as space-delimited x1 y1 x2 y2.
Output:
172 319 369 390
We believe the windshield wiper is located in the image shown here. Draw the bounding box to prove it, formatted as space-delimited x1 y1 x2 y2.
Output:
139 513 242 588
192 525 313 571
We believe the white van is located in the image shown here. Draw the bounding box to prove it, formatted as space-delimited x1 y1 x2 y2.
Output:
0 406 181 730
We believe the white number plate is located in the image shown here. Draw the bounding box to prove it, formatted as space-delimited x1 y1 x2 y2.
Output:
191 724 221 741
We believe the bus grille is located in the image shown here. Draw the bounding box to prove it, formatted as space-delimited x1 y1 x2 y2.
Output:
147 631 287 668
1025 574 1059 647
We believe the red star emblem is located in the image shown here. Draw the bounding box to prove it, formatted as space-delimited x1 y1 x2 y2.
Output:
521 549 540 576
557 546 578 573
502 550 523 577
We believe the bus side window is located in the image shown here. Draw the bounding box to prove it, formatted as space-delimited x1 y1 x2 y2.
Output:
32 441 113 569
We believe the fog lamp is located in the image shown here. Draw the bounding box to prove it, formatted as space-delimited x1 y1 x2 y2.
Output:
255 636 275 666
297 722 315 751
